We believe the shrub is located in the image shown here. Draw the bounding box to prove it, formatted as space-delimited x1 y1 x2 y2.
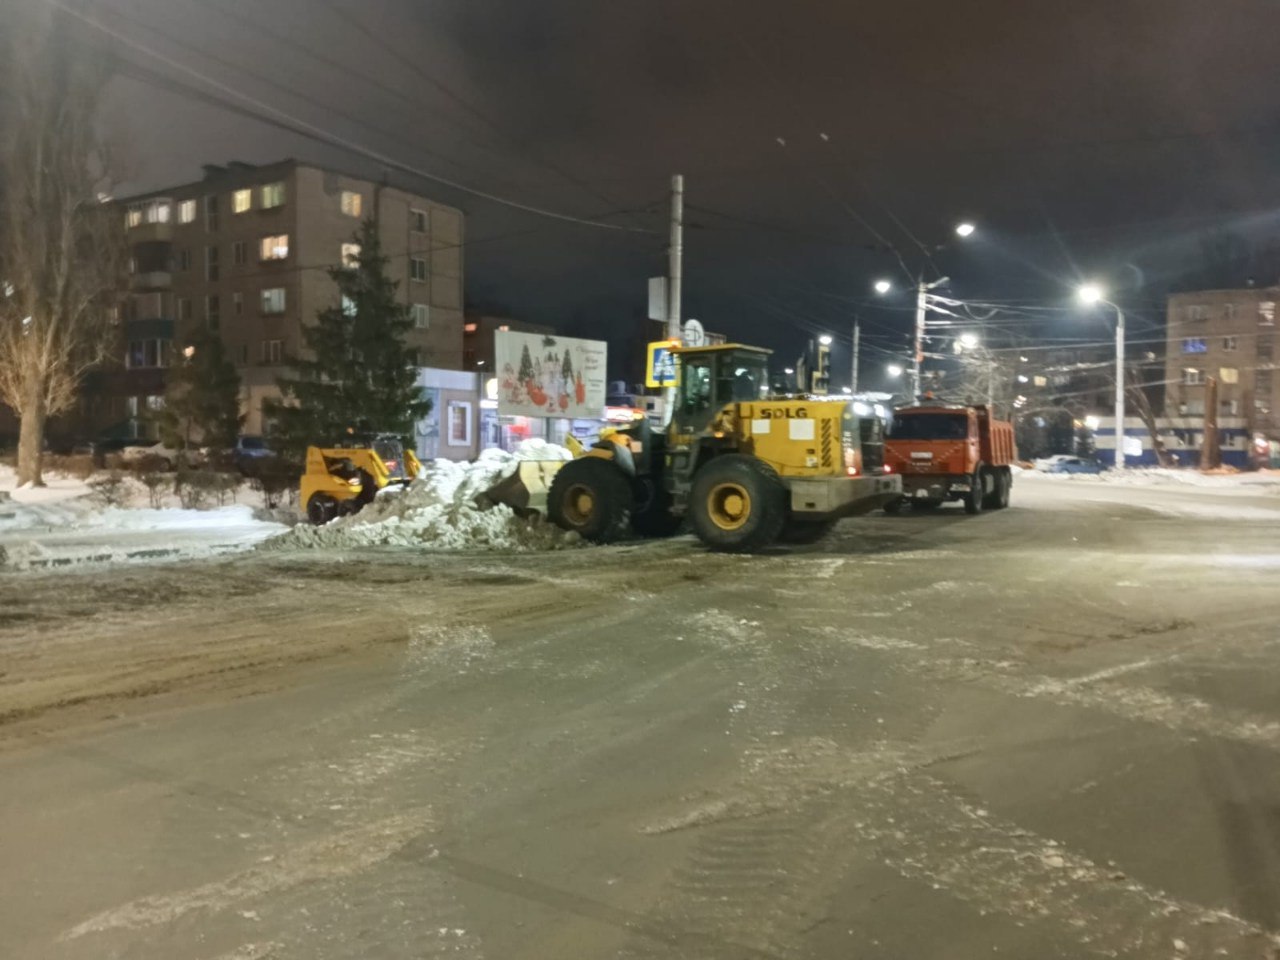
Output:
43 453 94 480
247 456 297 510
213 472 242 506
87 471 131 508
175 469 220 510
131 453 173 475
139 472 167 509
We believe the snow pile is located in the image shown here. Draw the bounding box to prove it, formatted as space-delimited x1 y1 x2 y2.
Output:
266 440 581 553
1024 467 1280 493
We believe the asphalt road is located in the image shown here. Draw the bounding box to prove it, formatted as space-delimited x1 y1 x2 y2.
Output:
3 474 1280 959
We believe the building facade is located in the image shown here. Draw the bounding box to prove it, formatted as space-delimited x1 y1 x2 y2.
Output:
1163 288 1279 439
110 159 465 436
462 314 555 372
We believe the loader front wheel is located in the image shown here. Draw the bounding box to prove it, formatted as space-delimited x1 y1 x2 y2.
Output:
547 457 631 543
690 455 787 553
307 493 338 526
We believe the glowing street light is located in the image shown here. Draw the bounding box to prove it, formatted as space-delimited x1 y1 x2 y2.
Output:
955 222 976 238
958 332 980 349
818 334 833 345
886 363 904 377
1078 282 1105 306
784 367 794 375
873 279 892 295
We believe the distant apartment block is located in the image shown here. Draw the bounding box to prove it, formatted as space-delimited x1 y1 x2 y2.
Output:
1163 288 1279 438
106 159 465 435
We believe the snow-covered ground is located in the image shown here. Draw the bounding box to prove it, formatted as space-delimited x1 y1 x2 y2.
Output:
267 439 579 553
1019 466 1280 493
0 465 285 572
1017 466 1280 520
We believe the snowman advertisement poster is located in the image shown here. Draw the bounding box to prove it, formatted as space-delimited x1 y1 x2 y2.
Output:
494 331 608 419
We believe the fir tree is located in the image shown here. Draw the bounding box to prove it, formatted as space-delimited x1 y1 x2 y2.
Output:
267 221 431 457
518 344 534 383
561 349 574 385
158 326 243 456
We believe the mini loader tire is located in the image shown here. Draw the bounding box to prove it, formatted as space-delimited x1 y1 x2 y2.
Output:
778 518 838 544
547 457 632 543
690 455 788 553
307 493 339 526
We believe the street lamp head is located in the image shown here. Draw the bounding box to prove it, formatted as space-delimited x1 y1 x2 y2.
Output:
886 363 903 377
1078 282 1106 306
955 222 976 238
873 279 892 295
959 332 979 349
818 334 833 345
784 367 794 375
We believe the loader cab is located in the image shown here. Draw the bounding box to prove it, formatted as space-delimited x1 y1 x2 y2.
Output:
672 344 772 437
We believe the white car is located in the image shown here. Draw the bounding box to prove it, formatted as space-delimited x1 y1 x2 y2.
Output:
118 442 205 470
1033 454 1075 472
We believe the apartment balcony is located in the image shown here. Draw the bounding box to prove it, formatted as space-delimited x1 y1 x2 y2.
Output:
130 270 172 291
124 318 174 341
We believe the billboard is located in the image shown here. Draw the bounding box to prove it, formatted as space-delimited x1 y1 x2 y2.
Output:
495 331 607 419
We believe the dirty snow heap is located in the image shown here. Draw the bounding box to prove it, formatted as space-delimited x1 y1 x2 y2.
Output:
267 439 580 552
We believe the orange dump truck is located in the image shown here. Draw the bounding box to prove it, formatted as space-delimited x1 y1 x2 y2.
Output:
883 402 1016 514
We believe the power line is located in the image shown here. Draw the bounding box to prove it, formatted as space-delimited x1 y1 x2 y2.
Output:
43 0 660 235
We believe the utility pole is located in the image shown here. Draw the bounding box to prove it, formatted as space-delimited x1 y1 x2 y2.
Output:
662 174 684 425
912 279 926 400
1113 304 1126 470
1202 375 1220 469
851 318 860 394
667 174 684 342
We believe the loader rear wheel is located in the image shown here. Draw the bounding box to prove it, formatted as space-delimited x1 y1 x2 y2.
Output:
630 479 683 538
307 493 338 526
547 457 631 543
690 455 787 553
779 518 837 544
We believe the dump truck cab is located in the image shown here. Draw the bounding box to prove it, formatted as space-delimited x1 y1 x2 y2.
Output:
883 401 1015 514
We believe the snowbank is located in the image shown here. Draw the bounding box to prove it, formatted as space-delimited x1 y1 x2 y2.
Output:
1022 467 1280 494
265 440 581 553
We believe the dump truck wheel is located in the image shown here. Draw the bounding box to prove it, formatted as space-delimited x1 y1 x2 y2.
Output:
779 518 837 544
964 467 987 515
307 493 338 526
547 457 631 542
690 455 787 552
883 497 904 516
997 469 1012 508
630 479 683 538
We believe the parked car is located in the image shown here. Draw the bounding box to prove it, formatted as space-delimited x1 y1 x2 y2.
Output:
231 435 276 473
1033 454 1075 472
1046 456 1104 475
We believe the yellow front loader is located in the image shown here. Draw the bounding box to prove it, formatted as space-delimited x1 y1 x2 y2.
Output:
487 343 900 552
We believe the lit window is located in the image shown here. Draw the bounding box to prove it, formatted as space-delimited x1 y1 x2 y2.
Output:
1181 337 1207 354
178 199 197 224
498 324 510 331
146 395 165 412
232 189 252 214
261 287 286 314
410 257 427 282
341 295 356 317
1260 302 1276 326
233 240 247 265
126 205 142 228
412 304 429 329
1220 367 1239 384
260 234 290 260
1183 368 1203 386
341 242 361 267
410 208 428 232
463 322 478 333
1223 336 1238 351
260 182 286 208
340 191 362 217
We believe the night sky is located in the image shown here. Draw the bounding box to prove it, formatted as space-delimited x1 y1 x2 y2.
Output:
23 0 1280 389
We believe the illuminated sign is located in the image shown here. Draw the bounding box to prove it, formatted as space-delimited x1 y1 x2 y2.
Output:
645 339 679 388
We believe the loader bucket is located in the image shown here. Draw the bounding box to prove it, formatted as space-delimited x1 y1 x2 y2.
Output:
477 460 567 517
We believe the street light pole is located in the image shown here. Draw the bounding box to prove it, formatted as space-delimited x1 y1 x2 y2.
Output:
912 279 926 400
1113 304 1126 471
851 318 860 394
